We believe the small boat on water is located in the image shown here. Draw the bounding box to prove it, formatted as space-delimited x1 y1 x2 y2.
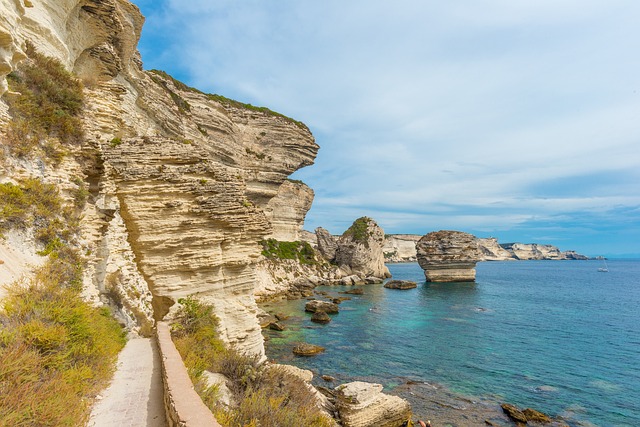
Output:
598 257 609 272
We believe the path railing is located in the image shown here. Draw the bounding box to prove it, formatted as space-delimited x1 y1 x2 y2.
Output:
156 321 222 427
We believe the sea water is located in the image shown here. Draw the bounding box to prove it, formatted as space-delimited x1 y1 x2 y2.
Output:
261 260 640 426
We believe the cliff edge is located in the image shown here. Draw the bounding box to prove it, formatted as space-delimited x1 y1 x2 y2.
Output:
0 0 318 357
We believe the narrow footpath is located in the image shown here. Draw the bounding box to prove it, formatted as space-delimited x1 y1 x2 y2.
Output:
89 337 167 427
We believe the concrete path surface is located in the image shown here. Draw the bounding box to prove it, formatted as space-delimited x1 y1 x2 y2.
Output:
89 337 167 427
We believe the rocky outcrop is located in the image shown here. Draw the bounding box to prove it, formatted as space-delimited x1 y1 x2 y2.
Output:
335 217 391 279
501 403 528 424
383 234 420 262
255 217 391 301
316 227 339 261
416 231 481 282
335 381 412 427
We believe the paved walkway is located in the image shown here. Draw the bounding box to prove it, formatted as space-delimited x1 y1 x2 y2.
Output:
89 337 167 427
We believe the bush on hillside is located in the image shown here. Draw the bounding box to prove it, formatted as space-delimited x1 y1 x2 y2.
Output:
0 263 126 426
3 41 84 161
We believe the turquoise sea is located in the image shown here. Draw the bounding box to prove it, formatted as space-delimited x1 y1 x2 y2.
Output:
262 260 640 427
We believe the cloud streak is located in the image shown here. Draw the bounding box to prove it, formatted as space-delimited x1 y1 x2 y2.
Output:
134 0 640 256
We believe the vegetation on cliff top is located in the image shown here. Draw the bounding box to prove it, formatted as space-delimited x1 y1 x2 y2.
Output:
342 216 374 248
260 239 317 265
148 69 309 130
3 42 84 162
171 297 332 427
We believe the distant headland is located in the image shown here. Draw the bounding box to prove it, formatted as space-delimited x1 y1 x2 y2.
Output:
383 233 589 263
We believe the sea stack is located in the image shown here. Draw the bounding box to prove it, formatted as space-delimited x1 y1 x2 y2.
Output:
416 230 481 282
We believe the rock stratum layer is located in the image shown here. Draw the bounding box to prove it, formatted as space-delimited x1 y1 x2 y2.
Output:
0 0 318 357
416 230 481 282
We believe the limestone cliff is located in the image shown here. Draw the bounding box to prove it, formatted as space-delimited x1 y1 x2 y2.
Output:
383 234 420 262
0 0 318 357
499 242 588 260
416 230 481 282
477 237 515 261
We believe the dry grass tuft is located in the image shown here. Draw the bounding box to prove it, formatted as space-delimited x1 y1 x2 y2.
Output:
3 41 84 162
0 266 126 426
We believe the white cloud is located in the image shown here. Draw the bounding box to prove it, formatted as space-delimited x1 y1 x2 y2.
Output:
135 0 640 255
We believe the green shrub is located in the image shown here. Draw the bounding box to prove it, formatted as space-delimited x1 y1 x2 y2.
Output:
71 178 90 208
170 298 332 427
0 178 71 251
260 239 317 265
343 216 373 247
0 264 126 426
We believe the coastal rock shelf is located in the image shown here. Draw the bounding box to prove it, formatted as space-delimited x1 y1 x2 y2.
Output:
416 230 481 282
335 381 412 427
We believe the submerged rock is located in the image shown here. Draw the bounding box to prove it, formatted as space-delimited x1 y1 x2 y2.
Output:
501 403 528 424
523 408 551 423
268 321 286 331
335 381 412 427
383 280 417 290
305 299 339 314
416 230 481 282
311 310 331 324
293 343 325 356
274 313 290 321
341 288 364 295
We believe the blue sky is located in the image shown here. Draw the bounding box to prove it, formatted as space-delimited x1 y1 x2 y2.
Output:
131 0 640 257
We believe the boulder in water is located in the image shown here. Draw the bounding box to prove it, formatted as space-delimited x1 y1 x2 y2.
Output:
383 280 417 290
416 230 481 282
305 299 339 314
293 343 325 356
311 311 331 324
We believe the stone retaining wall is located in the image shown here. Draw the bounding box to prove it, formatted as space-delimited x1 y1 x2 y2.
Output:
156 321 222 427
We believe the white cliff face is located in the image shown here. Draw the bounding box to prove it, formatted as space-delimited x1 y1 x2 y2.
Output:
0 0 319 356
477 237 515 261
264 180 314 241
383 234 420 263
